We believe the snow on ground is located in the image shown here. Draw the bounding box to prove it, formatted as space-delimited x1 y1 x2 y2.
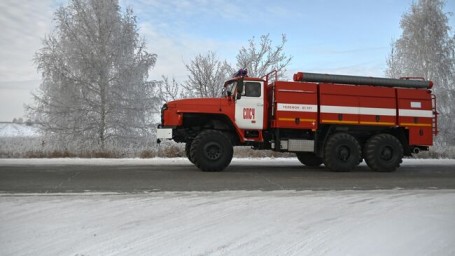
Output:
1 157 455 166
1 190 454 256
1 158 454 255
0 123 39 137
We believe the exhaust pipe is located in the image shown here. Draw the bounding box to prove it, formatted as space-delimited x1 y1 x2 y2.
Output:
412 147 420 154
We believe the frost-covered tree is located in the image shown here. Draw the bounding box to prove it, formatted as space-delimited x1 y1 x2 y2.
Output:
386 0 455 148
183 51 232 98
182 34 292 98
157 76 185 103
30 0 157 150
236 34 292 78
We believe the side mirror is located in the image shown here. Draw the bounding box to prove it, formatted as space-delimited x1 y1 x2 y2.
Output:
236 93 241 100
237 79 244 95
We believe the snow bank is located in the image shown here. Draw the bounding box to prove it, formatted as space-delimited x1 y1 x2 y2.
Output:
1 190 454 256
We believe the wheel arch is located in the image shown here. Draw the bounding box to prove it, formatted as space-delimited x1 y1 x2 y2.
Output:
181 113 241 145
386 127 411 156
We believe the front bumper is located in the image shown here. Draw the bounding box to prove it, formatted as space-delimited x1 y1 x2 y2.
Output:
156 127 173 143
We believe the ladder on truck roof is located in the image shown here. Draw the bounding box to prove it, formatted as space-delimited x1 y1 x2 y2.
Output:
432 94 439 136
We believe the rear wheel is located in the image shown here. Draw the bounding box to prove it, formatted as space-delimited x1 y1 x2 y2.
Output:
296 152 323 167
364 134 403 172
190 130 233 172
323 133 361 172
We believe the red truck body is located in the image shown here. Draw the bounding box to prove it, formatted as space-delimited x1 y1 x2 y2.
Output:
157 70 437 172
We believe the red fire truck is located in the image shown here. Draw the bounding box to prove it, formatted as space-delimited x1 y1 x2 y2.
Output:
157 70 438 172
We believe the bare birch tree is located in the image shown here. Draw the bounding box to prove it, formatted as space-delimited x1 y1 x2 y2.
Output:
30 0 157 151
157 76 185 103
183 51 233 98
236 34 292 78
386 0 455 149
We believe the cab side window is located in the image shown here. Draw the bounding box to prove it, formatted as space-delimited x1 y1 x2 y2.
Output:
244 82 261 97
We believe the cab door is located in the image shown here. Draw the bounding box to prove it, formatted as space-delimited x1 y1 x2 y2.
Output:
235 81 264 130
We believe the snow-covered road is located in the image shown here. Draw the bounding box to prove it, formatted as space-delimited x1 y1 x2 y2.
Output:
1 190 455 256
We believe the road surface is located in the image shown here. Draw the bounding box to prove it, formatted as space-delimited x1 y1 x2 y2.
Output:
1 158 454 193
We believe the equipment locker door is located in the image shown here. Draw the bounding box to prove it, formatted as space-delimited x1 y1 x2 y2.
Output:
235 81 264 130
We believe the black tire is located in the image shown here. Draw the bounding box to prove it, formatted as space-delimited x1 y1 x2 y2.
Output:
296 152 323 167
364 134 403 172
190 130 233 172
185 141 195 164
323 133 361 172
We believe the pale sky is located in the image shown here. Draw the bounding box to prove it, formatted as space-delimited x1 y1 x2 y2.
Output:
0 0 454 122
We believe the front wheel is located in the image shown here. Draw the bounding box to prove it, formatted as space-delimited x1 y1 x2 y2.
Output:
296 152 323 167
185 141 195 164
364 134 403 172
190 130 233 172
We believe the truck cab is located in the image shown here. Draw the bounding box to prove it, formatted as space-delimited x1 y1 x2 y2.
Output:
157 70 272 171
158 70 272 144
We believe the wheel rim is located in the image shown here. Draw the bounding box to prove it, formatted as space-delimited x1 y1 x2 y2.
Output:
336 145 351 162
204 142 222 160
380 146 393 161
